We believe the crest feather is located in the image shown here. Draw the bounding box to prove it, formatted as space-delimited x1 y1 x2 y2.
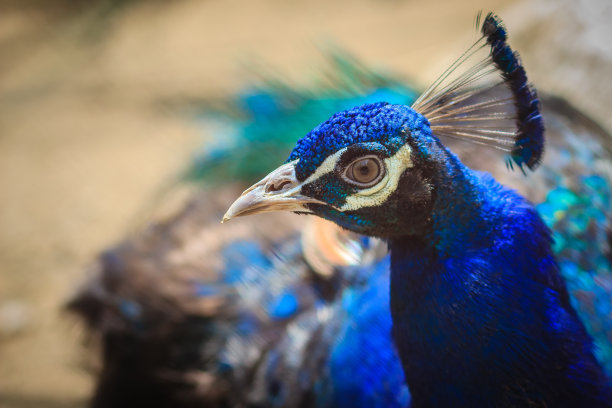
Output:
412 12 544 171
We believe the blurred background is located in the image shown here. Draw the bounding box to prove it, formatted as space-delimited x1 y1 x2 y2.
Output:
0 0 610 407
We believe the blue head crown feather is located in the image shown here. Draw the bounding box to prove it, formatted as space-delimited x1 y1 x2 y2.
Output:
288 103 430 181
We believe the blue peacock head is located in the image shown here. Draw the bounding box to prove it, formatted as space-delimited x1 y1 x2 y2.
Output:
223 102 450 238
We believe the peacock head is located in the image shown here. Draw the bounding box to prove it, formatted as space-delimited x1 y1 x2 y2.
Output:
223 102 444 238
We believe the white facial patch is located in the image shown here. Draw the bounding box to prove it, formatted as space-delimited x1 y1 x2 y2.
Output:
303 148 348 185
301 144 413 212
339 143 413 211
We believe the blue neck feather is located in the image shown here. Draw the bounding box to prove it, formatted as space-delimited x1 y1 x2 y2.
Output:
388 148 612 407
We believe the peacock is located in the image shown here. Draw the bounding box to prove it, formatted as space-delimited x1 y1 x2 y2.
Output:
69 13 612 407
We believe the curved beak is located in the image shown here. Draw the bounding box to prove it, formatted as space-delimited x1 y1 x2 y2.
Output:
222 161 324 223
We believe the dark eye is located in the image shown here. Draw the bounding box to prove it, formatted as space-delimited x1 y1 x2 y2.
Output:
344 156 384 187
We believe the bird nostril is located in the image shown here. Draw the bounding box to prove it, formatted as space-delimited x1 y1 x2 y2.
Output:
266 179 292 193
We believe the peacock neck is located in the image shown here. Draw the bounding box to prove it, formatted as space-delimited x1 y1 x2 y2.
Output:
417 147 496 259
386 155 612 406
386 156 513 405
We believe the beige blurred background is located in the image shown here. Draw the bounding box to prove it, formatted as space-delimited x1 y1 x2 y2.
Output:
0 0 610 407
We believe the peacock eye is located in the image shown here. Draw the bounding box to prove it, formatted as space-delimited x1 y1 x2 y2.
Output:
343 155 385 187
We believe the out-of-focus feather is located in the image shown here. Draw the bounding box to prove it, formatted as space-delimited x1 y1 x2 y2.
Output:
185 51 417 185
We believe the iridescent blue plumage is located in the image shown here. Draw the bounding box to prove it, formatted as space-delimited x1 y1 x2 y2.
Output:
388 167 611 406
532 100 612 377
288 102 425 180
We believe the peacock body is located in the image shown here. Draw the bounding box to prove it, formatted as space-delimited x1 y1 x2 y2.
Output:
70 13 612 408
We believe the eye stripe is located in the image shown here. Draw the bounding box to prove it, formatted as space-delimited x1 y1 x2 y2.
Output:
301 144 413 212
303 147 348 184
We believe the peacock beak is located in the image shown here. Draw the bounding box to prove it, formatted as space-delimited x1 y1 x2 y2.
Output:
222 161 324 222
